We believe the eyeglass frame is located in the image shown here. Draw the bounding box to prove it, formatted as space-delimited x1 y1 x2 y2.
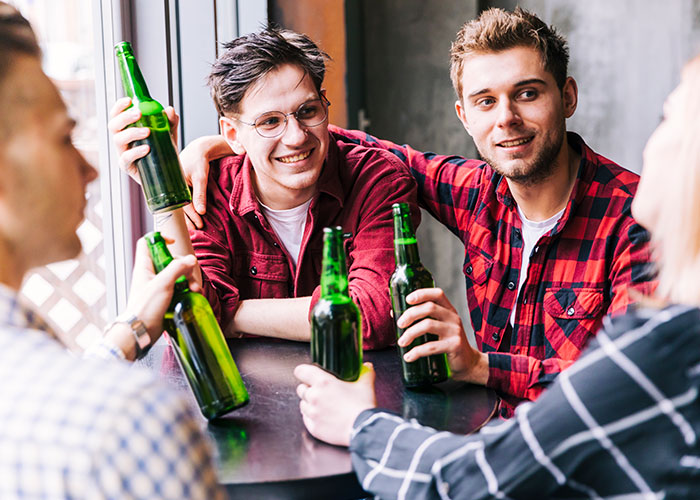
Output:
232 93 332 138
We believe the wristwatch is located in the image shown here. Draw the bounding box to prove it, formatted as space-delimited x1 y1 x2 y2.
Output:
107 314 151 360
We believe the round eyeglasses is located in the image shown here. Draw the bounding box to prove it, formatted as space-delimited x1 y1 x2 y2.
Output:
235 95 331 138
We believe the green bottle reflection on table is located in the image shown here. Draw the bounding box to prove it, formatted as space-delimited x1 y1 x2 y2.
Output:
145 232 249 419
389 202 450 388
114 41 191 213
311 226 362 381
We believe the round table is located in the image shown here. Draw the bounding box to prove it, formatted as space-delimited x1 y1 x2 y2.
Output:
141 337 498 499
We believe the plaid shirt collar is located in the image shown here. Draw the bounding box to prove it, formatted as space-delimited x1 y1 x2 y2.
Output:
494 132 595 237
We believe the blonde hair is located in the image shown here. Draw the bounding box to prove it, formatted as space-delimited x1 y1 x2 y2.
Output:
652 55 700 304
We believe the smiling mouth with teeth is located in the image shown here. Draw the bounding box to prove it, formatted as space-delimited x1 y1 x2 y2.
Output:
277 149 313 163
498 137 534 148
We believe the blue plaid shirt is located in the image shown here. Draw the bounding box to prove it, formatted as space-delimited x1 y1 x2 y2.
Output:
0 284 225 499
351 304 700 499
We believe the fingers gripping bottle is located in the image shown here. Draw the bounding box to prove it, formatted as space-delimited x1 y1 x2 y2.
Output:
389 203 449 388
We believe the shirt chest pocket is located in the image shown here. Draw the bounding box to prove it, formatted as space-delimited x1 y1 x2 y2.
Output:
463 247 493 286
542 287 606 353
234 252 290 299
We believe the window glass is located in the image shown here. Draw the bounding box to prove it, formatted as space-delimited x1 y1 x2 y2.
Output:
12 0 107 351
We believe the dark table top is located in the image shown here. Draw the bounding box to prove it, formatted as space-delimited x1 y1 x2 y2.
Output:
141 337 498 500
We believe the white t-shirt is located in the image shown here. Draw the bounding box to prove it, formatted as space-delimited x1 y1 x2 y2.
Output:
260 198 312 268
510 205 565 326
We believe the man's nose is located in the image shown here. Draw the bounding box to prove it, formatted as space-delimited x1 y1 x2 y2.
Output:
281 115 308 145
495 100 522 128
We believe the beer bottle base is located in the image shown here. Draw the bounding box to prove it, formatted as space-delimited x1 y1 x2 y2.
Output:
149 197 191 214
201 395 250 420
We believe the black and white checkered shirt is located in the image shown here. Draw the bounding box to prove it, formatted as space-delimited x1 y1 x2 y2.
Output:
351 304 700 499
0 284 225 499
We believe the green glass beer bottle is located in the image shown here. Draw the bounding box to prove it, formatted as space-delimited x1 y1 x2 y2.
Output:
145 232 249 419
310 226 362 381
389 203 449 388
114 42 191 213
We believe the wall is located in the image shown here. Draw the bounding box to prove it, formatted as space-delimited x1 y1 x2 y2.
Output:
360 0 480 340
270 0 348 127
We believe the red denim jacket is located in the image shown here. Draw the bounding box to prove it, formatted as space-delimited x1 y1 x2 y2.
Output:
190 131 419 350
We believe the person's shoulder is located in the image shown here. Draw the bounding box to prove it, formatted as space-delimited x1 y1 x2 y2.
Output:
331 130 412 182
575 135 640 198
603 304 700 345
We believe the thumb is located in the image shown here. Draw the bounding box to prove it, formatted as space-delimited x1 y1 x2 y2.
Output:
359 362 375 383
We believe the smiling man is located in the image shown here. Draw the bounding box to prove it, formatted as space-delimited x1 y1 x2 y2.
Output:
330 7 656 416
110 28 418 349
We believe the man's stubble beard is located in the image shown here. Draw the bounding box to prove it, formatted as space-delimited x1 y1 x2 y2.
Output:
480 123 566 188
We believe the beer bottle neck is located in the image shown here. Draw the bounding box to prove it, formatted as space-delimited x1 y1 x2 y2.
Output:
319 232 350 299
115 47 152 101
145 231 190 294
394 237 421 266
393 210 421 266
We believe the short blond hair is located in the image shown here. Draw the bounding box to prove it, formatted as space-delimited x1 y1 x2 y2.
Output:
651 55 700 304
449 7 569 101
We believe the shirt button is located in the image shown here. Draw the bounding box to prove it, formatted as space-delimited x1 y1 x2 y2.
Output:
466 265 473 274
491 332 499 341
523 297 528 304
507 281 516 291
534 246 539 253
250 266 257 276
273 242 279 247
567 307 575 316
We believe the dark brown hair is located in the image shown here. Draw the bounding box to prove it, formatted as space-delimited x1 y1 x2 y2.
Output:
208 26 329 117
0 1 40 84
450 7 569 100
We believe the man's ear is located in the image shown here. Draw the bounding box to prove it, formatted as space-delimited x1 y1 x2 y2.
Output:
454 99 472 137
220 116 246 155
562 76 578 119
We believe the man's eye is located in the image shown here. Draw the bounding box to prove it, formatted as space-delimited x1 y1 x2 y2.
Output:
297 104 319 119
257 115 282 128
519 89 537 100
476 98 495 108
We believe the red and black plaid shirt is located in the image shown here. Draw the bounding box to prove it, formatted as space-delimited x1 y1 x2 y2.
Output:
332 126 656 417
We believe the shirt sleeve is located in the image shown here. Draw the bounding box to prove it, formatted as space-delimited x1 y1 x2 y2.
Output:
607 209 657 315
352 305 700 500
92 381 225 500
190 223 241 332
329 125 484 243
350 407 561 500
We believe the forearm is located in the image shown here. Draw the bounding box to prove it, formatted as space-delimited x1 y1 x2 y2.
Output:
153 208 195 257
154 208 202 284
227 297 312 341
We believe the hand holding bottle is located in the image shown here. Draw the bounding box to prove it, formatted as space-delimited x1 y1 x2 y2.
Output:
396 287 489 386
108 96 179 184
124 237 200 343
294 362 377 447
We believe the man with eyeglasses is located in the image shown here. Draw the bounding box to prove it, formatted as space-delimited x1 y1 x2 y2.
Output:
109 28 418 348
